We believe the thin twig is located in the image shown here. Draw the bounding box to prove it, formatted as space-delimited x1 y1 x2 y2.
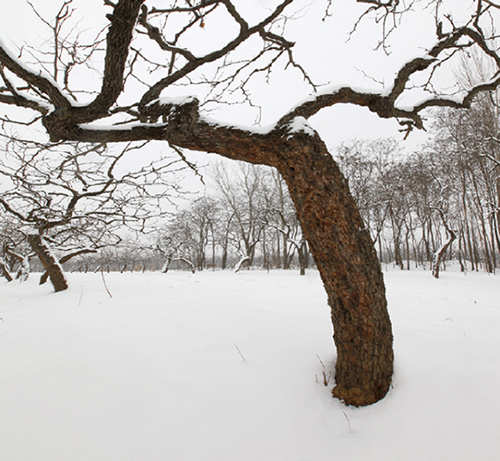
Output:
100 265 112 298
343 411 352 432
234 344 246 361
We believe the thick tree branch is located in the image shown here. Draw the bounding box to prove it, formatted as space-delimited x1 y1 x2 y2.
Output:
278 25 500 132
0 92 49 114
0 45 69 109
138 0 294 107
2 1 500 158
84 0 145 116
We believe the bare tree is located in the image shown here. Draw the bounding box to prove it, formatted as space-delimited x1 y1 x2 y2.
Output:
2 0 500 405
0 140 183 291
263 169 310 274
156 197 218 272
335 139 397 260
188 196 220 270
210 161 269 268
0 215 33 282
157 234 196 273
431 205 457 278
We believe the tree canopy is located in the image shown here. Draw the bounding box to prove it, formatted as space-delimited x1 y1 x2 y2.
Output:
0 1 499 148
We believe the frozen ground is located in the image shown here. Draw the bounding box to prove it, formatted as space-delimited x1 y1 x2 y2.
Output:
0 268 499 460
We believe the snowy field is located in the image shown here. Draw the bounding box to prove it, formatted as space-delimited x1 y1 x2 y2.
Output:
0 268 499 461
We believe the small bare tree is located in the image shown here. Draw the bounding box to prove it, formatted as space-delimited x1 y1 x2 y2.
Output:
0 215 33 282
210 161 269 269
0 139 183 291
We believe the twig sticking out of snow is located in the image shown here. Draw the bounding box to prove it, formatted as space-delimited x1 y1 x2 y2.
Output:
316 354 331 386
78 284 84 307
343 412 352 433
100 268 112 298
234 344 246 362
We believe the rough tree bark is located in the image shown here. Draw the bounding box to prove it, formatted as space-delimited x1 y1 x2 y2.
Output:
278 133 393 405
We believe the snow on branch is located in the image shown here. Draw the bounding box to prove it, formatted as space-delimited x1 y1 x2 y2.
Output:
1 0 500 147
279 23 500 135
234 255 250 273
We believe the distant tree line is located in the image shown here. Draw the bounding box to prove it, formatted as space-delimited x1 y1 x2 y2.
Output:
58 161 312 275
336 99 499 274
2 98 499 283
146 92 500 275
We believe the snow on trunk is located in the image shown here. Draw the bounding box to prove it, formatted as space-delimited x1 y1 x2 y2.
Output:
27 233 68 292
431 232 456 279
234 256 250 273
431 209 457 279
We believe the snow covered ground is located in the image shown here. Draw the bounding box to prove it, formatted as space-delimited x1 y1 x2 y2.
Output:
0 268 499 460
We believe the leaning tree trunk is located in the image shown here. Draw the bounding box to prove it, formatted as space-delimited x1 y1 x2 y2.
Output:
27 233 68 292
431 208 457 279
48 99 393 405
431 229 456 279
275 132 394 406
39 247 98 285
163 107 394 406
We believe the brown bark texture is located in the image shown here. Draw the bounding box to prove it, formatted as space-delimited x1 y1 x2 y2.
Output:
27 234 68 292
274 131 394 406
